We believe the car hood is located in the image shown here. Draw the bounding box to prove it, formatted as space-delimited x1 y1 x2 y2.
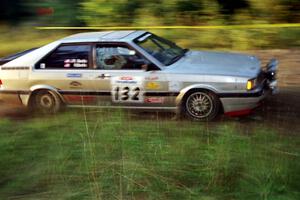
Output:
165 50 261 77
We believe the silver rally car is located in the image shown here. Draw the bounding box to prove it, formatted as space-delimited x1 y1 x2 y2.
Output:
0 31 278 120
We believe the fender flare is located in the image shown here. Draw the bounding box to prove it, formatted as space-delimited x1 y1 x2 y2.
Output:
21 85 65 106
175 84 220 107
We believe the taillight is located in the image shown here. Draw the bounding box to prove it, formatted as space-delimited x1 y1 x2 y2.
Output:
0 79 2 86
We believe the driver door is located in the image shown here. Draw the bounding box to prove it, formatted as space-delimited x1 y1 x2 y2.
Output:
93 43 168 107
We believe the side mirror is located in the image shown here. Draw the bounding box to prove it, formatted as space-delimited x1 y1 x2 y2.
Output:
146 63 160 71
131 58 151 71
137 59 158 71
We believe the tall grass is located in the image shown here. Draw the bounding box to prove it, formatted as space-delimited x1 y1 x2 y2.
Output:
0 110 299 199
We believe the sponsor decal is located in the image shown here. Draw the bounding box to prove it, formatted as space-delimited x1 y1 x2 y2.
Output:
116 76 137 84
146 82 161 90
40 63 46 69
169 81 182 92
116 80 137 84
145 76 159 81
64 95 96 103
69 81 82 87
67 73 82 78
145 97 164 103
120 76 133 81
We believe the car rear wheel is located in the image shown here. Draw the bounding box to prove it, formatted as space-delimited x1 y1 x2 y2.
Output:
32 90 62 114
182 90 220 121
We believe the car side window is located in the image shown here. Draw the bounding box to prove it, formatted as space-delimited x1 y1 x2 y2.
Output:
96 45 147 70
36 44 91 69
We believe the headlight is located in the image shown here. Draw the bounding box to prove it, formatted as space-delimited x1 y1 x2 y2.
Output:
246 79 256 90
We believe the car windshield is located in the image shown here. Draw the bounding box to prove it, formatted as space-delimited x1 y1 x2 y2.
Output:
134 33 187 66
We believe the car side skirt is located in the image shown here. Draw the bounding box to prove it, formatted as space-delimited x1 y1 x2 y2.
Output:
0 89 266 114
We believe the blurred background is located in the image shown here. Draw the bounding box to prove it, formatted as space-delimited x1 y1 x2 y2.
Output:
0 0 300 57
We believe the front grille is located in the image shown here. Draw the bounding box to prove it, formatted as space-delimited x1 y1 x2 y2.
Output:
256 70 266 86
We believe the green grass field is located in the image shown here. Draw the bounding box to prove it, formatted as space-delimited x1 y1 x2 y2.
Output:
0 109 299 200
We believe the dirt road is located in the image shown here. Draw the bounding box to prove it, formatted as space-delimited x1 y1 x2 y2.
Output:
241 49 300 135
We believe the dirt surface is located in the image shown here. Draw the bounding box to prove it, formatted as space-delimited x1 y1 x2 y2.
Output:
246 49 300 88
0 49 299 134
240 49 300 135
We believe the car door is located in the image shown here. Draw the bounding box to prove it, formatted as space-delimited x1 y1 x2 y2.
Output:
92 43 170 108
32 43 100 105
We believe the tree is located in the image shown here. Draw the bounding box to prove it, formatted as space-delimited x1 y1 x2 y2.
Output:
0 0 33 24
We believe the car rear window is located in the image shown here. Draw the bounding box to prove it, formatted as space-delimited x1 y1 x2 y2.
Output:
36 44 92 69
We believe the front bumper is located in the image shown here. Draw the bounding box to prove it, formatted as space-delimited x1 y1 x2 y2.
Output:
220 89 270 114
264 58 278 94
221 59 278 114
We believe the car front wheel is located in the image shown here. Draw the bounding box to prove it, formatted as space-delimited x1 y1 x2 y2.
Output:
182 90 220 121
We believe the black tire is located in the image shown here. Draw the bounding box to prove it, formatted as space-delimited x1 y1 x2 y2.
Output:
32 90 62 114
182 90 220 121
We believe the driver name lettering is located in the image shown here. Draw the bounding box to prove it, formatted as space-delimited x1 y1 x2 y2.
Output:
64 59 88 68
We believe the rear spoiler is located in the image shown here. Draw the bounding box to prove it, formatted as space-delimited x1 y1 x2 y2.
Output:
0 58 11 65
0 47 39 66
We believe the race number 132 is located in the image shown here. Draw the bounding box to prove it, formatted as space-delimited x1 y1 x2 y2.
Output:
112 86 143 102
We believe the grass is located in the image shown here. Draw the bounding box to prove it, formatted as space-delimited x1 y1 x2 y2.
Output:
0 109 299 199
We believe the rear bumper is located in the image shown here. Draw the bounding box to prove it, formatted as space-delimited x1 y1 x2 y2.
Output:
0 90 26 106
0 93 23 105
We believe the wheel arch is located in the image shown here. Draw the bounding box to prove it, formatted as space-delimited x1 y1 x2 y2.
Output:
26 85 65 107
175 84 224 113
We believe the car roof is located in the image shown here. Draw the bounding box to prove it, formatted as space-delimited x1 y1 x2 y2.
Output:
1 30 148 67
60 30 146 43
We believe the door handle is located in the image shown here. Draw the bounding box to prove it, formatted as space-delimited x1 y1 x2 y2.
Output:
96 74 111 79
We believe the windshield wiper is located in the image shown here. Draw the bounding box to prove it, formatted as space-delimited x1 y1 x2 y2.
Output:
166 49 188 65
166 54 184 65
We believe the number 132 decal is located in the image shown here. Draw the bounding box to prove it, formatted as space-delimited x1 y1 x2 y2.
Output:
112 86 143 103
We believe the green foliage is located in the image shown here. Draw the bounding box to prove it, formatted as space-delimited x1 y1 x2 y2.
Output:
28 0 83 26
0 27 70 57
1 0 300 27
0 0 32 24
79 0 300 26
0 110 299 199
0 0 299 50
